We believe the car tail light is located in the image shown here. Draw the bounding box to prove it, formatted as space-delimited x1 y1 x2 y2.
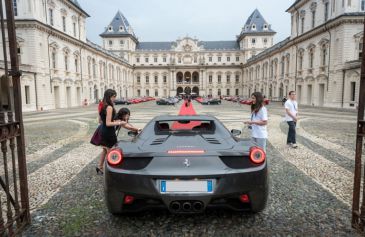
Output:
249 147 266 164
123 195 134 204
239 194 250 203
107 148 123 166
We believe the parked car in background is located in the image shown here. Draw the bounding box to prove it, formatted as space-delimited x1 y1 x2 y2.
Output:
201 98 221 105
156 98 175 105
114 98 131 105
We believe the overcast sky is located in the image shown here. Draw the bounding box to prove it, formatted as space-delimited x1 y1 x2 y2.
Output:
78 0 293 45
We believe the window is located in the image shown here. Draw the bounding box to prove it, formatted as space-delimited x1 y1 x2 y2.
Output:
332 0 336 12
348 0 351 7
137 90 141 97
13 0 17 16
299 54 303 70
178 58 181 63
52 51 56 69
17 46 21 63
155 90 158 97
226 89 230 96
322 47 327 66
264 24 268 30
62 16 66 32
154 57 158 63
119 26 124 31
25 86 30 104
163 76 167 83
146 89 150 96
324 2 329 21
163 57 166 62
301 17 305 34
136 58 140 63
218 75 221 84
137 76 141 84
73 22 76 37
109 40 113 46
226 75 230 84
145 57 149 63
49 9 54 26
312 11 316 28
263 38 268 44
209 75 212 84
362 0 365 10
108 26 113 31
218 57 221 62
236 89 239 96
252 24 256 30
359 39 363 58
154 76 158 83
146 76 149 84
120 40 124 45
351 82 356 101
64 55 68 71
281 59 285 76
309 49 314 68
252 38 256 44
75 58 78 73
342 0 345 7
218 89 221 96
227 57 230 62
209 57 212 62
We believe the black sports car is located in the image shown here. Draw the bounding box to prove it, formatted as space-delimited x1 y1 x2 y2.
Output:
104 115 268 214
114 98 131 105
201 98 222 105
156 98 175 105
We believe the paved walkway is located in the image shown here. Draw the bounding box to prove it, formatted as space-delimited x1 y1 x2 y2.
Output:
21 101 361 236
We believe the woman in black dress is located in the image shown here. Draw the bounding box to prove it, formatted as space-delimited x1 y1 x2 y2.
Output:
96 91 142 175
96 89 125 174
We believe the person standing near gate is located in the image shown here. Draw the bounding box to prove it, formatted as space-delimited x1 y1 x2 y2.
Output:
285 91 298 148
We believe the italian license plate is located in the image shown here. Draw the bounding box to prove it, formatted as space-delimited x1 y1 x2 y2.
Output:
160 180 213 193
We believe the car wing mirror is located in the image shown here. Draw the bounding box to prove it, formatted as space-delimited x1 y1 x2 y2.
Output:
231 129 241 136
128 131 138 137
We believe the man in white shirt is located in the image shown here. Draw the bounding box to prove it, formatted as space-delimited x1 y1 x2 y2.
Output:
284 91 298 148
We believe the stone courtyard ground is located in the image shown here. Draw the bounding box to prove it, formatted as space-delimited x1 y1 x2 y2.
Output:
20 100 362 236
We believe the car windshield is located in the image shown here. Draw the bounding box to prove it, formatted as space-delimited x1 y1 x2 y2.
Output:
155 120 215 134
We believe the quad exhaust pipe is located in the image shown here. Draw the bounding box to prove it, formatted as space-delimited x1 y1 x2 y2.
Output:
170 201 204 212
170 201 181 211
182 202 192 211
193 201 203 211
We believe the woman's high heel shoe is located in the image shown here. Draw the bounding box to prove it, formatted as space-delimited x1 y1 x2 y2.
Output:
96 167 104 175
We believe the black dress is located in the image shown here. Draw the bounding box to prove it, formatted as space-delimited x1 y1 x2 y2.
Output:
99 106 117 148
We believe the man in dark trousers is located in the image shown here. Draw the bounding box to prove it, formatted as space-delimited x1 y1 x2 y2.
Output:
284 91 298 148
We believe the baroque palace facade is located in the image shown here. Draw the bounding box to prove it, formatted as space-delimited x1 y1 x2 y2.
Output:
0 0 363 111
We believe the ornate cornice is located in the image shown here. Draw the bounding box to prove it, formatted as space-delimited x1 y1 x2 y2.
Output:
14 20 132 68
244 14 365 67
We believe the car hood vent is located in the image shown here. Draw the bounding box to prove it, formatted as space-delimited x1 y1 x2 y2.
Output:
150 137 167 145
204 137 221 144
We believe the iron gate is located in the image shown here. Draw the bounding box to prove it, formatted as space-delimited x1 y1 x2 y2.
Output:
352 17 365 233
0 0 30 236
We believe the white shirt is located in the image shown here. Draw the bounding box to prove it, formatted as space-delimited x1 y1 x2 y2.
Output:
251 106 268 139
285 99 298 122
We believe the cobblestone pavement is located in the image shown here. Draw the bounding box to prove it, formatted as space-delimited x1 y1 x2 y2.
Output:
20 101 362 236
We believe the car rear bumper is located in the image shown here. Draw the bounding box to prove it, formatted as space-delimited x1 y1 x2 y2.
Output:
104 165 268 213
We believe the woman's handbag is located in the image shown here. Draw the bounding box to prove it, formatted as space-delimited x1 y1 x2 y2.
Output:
90 125 102 146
